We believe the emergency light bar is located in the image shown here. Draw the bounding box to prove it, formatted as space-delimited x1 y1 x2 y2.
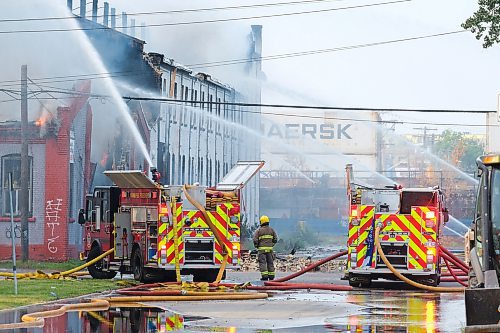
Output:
481 155 500 165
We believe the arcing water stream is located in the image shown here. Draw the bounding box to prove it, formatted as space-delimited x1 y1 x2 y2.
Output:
53 2 153 168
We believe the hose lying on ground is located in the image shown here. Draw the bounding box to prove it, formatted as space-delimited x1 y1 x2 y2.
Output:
374 225 464 292
0 287 268 330
0 248 114 280
262 281 352 291
440 276 468 282
0 299 110 330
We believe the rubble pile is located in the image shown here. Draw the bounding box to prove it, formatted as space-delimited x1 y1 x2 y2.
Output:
240 252 346 272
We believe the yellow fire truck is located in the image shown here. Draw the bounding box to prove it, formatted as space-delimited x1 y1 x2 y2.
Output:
345 164 449 287
79 161 264 282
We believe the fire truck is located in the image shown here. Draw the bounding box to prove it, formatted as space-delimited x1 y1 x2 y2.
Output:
78 161 264 282
345 164 449 287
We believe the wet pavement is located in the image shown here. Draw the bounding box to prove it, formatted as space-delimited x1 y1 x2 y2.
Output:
0 272 466 332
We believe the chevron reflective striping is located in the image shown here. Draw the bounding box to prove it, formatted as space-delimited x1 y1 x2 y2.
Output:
399 215 426 269
356 206 374 267
415 206 437 242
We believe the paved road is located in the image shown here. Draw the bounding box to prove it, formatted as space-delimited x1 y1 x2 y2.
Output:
145 271 466 332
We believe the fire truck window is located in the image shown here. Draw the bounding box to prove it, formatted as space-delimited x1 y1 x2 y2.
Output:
101 191 109 223
400 191 434 214
86 197 93 222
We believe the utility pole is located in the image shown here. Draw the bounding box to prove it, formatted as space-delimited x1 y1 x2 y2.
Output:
20 65 29 261
413 126 437 150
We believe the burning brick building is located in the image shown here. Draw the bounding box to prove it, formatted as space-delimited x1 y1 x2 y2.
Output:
0 82 92 260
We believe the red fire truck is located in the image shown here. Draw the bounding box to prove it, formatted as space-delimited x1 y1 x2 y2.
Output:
79 161 264 282
345 164 449 287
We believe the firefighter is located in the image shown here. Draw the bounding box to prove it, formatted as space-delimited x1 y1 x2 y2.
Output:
151 167 161 183
253 215 278 281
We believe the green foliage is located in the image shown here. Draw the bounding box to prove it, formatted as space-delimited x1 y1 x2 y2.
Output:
0 259 82 271
0 279 123 309
462 0 500 48
273 221 321 253
433 130 485 173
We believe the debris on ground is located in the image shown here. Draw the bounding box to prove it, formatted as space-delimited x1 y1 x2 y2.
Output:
240 251 346 272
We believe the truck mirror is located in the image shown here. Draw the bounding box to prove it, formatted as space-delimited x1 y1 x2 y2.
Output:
443 208 449 223
78 209 86 225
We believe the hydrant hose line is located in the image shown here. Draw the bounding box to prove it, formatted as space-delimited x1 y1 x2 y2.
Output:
183 184 229 283
443 257 468 287
374 225 464 292
0 248 115 279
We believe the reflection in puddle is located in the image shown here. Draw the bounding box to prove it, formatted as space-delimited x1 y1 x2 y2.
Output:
325 291 460 333
81 308 203 332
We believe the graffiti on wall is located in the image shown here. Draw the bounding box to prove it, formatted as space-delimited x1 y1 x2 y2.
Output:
46 198 62 254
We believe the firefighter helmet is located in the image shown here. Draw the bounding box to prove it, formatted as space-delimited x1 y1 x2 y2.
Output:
260 215 270 224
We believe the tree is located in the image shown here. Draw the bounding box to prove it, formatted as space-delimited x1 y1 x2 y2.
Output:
462 1 500 48
433 130 485 173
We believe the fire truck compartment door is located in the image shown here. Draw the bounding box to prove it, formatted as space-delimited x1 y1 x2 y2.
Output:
114 211 132 259
103 170 157 189
215 161 265 191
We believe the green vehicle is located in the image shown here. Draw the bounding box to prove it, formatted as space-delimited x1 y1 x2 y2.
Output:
465 155 500 331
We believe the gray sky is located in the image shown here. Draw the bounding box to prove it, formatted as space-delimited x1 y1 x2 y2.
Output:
109 0 498 135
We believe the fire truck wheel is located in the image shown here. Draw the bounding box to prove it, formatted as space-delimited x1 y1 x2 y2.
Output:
132 249 145 282
87 246 117 279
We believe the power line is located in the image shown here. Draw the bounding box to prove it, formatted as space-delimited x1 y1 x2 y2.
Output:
0 0 350 23
120 95 495 114
0 0 411 34
1 89 496 127
2 86 495 114
187 30 466 69
0 29 466 88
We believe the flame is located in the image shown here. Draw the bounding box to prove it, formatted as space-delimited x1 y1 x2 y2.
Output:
35 109 54 127
100 152 109 167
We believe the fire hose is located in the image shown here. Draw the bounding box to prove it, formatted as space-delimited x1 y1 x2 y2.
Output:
0 248 114 280
438 245 469 273
183 184 228 284
374 224 464 292
442 256 468 287
0 289 268 330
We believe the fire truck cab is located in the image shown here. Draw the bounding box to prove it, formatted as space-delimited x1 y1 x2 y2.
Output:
345 164 449 287
79 161 264 282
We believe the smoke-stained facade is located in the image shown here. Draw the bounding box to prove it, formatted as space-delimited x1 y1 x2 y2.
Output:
0 82 92 260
